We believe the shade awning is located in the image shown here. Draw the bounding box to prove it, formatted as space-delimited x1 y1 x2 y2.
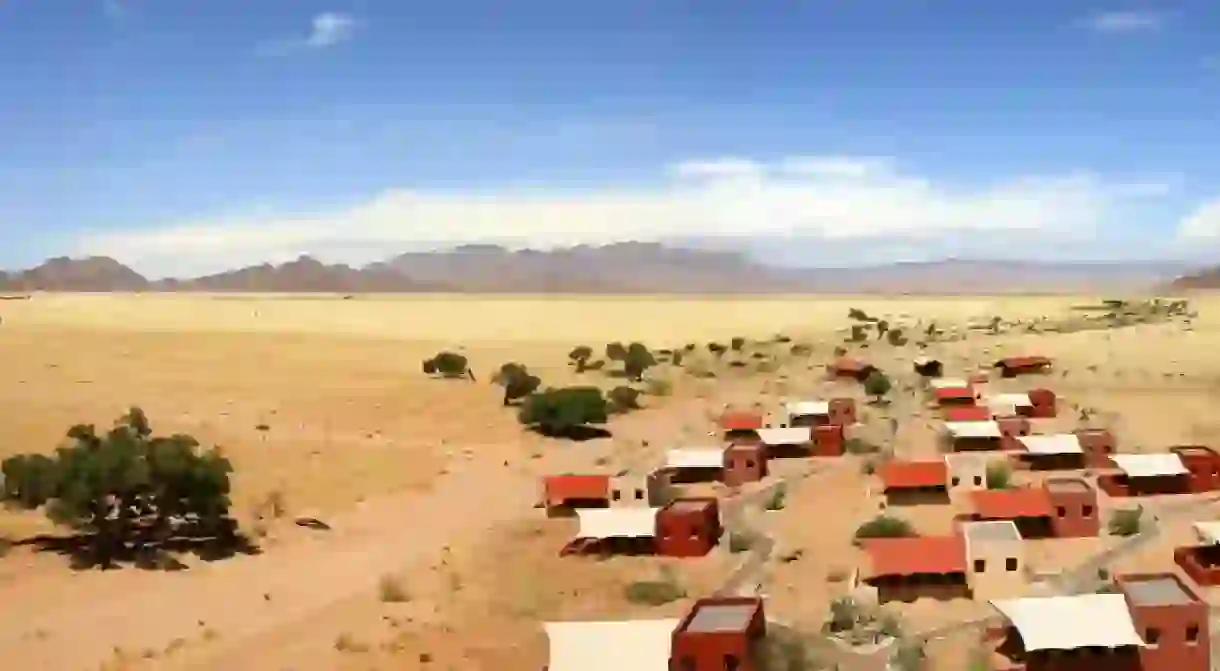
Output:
1194 522 1220 545
1111 453 1188 478
929 378 970 390
666 448 725 469
575 508 659 538
990 594 1144 651
785 400 830 417
545 619 680 671
943 421 1002 439
1017 434 1083 455
756 427 812 446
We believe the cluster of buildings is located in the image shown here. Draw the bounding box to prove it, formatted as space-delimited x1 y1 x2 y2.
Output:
537 353 1220 671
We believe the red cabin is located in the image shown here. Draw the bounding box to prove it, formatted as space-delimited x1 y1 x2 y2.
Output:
670 597 767 671
812 424 845 456
1170 445 1220 493
542 474 610 515
723 443 767 487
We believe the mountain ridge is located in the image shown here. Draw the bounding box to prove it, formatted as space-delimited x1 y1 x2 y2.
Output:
0 245 1201 295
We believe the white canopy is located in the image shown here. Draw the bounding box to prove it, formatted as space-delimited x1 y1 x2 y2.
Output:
666 447 725 470
1017 434 1083 455
943 421 1002 439
545 619 680 671
929 378 970 390
1194 522 1220 545
988 393 1033 407
785 400 830 417
1111 453 1188 478
756 427 812 446
990 594 1144 651
575 508 659 539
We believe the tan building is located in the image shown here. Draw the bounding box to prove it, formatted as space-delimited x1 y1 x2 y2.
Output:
962 520 1026 600
609 470 671 508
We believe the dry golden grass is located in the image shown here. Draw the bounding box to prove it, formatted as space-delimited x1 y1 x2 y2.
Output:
0 291 1216 671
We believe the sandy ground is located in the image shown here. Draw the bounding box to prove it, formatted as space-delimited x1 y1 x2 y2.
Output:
0 292 1217 670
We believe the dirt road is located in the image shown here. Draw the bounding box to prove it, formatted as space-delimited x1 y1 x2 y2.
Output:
0 456 536 670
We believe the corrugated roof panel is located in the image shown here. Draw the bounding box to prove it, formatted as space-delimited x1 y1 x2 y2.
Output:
575 508 659 539
666 448 725 470
990 594 1144 651
863 536 966 577
545 619 679 671
1111 453 1188 478
1017 434 1083 455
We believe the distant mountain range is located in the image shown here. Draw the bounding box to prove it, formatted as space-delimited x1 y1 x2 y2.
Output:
0 243 1204 295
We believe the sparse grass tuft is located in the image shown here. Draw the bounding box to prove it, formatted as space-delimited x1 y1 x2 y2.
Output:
378 574 410 603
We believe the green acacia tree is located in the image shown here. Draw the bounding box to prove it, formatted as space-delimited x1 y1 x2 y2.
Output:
0 407 238 569
518 387 609 437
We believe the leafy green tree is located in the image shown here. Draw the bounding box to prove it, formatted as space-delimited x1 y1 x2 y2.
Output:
423 351 468 377
854 515 915 540
493 363 541 406
670 349 684 366
863 370 893 403
608 386 642 413
623 342 656 381
605 342 627 362
0 408 237 569
518 387 609 437
707 342 727 358
567 346 594 372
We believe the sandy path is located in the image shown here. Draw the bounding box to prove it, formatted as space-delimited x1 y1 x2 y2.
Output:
0 456 536 671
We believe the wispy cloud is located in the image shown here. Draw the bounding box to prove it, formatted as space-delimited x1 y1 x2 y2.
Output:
75 155 1175 276
258 12 359 56
1082 10 1167 34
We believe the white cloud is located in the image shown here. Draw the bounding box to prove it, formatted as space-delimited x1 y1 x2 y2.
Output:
258 12 358 55
75 156 1172 276
1176 199 1220 240
1083 10 1166 34
305 13 357 48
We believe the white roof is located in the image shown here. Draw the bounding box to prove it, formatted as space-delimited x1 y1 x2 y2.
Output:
929 378 970 390
1017 434 1083 455
1111 453 1188 478
756 427 812 445
943 421 1002 439
785 400 830 417
666 447 725 470
575 508 659 539
1194 522 1220 545
545 619 680 671
988 393 1033 407
990 594 1144 651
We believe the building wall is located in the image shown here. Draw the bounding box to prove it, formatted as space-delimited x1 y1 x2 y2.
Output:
812 424 845 456
953 436 1004 452
1020 647 1142 671
948 456 992 495
670 598 765 671
870 576 970 604
1171 447 1220 493
1175 546 1220 586
1027 388 1057 418
656 499 721 557
723 445 767 487
966 539 1026 600
1123 586 1210 671
997 417 1031 451
829 398 857 425
1074 429 1116 468
1046 481 1101 538
608 474 651 508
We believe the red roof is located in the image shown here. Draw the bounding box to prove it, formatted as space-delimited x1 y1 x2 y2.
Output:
863 536 966 576
543 474 610 503
971 487 1054 519
880 460 949 490
935 387 976 402
944 406 992 422
719 410 764 431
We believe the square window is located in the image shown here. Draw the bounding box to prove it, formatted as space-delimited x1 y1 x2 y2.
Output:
1056 506 1067 517
746 460 755 468
1187 625 1200 643
1006 557 1018 571
974 559 986 573
973 476 983 486
1146 628 1161 646
951 476 961 486
612 490 622 501
1082 505 1094 517
634 489 644 500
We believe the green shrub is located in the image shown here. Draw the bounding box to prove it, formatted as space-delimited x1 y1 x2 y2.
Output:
985 462 1013 490
854 515 916 540
1108 507 1143 537
863 370 893 402
423 351 468 377
845 438 880 455
608 386 642 413
623 576 685 605
765 484 788 511
517 387 609 437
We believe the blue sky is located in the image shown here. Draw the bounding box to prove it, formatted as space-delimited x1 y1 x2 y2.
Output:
2 1 1219 276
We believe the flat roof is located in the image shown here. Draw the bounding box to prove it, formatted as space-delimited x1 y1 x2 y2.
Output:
1122 576 1194 607
963 520 1023 544
683 603 757 633
1045 478 1091 494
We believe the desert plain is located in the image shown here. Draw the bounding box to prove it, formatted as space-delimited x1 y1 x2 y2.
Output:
1 291 1219 671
